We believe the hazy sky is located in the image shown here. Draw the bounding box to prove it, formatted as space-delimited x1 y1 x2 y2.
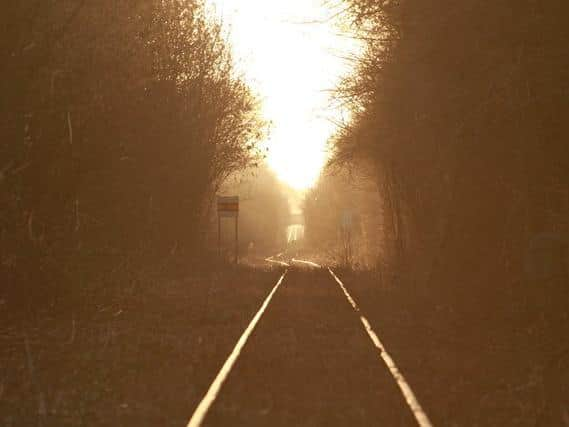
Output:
207 0 360 190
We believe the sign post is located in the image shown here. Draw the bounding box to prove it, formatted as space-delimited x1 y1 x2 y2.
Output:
341 210 353 266
217 196 239 263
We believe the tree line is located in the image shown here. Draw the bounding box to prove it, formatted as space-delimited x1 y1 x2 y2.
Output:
308 0 568 292
1 1 265 294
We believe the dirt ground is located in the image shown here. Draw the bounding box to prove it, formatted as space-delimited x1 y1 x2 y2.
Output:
1 262 567 426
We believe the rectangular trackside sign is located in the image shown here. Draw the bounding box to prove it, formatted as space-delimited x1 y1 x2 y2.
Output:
217 196 239 217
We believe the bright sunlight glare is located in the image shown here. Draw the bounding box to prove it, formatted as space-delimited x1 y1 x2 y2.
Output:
207 0 360 190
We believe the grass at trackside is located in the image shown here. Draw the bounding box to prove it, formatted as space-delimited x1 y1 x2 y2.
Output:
336 269 569 427
0 262 284 427
2 257 566 426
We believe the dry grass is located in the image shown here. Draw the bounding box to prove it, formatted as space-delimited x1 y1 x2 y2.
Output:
0 263 283 426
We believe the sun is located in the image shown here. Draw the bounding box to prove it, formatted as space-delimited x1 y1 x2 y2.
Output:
207 0 360 190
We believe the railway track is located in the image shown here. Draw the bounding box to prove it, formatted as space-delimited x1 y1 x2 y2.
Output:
188 259 433 427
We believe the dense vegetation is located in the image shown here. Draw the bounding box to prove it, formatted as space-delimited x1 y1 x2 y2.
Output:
308 0 568 290
303 3 568 422
1 1 265 297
